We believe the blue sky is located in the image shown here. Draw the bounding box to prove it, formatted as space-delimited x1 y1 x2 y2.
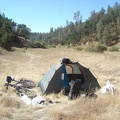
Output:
0 0 119 33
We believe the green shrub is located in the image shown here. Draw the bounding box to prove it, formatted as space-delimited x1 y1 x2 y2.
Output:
108 46 119 52
85 42 95 52
76 46 83 51
0 32 13 51
86 42 107 53
94 43 107 52
34 41 46 48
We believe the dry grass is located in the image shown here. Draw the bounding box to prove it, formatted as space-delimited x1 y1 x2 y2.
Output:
0 108 12 119
0 47 120 120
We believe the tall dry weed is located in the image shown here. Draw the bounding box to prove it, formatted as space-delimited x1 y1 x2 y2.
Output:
0 95 21 108
50 93 120 120
45 106 65 120
0 108 13 119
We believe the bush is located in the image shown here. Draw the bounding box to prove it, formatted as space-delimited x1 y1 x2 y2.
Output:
108 46 119 52
86 42 107 53
0 32 13 51
76 46 83 51
85 42 95 52
94 43 107 52
34 41 46 48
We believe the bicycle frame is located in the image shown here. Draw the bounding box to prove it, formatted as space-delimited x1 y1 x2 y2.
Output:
5 76 37 98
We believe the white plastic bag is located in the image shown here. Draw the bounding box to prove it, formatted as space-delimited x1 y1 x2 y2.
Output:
101 80 116 95
32 96 46 107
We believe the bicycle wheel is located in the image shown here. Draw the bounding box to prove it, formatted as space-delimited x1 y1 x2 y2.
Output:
19 79 36 89
15 87 36 98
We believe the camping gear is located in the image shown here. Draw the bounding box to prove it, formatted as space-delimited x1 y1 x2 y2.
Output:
6 76 12 83
100 80 116 95
32 96 46 107
38 58 101 95
20 93 32 105
68 79 82 99
20 93 46 107
5 76 37 98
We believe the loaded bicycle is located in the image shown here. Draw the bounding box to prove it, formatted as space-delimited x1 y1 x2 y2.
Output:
5 76 37 98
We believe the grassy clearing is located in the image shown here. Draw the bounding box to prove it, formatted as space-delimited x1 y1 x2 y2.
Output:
0 47 120 120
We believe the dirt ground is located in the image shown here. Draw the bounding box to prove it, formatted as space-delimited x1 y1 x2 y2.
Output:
0 47 120 120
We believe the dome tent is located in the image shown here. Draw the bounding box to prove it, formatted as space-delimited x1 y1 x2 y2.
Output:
38 59 101 95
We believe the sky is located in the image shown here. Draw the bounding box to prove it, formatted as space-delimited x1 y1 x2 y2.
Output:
0 0 119 33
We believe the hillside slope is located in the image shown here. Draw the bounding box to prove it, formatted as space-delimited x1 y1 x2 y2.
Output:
12 36 35 48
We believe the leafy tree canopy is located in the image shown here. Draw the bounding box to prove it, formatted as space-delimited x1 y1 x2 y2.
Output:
30 2 120 47
0 13 31 50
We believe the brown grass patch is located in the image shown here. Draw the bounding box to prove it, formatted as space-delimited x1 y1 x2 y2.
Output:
43 92 120 120
51 93 120 120
0 108 13 119
0 95 21 108
46 106 65 120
